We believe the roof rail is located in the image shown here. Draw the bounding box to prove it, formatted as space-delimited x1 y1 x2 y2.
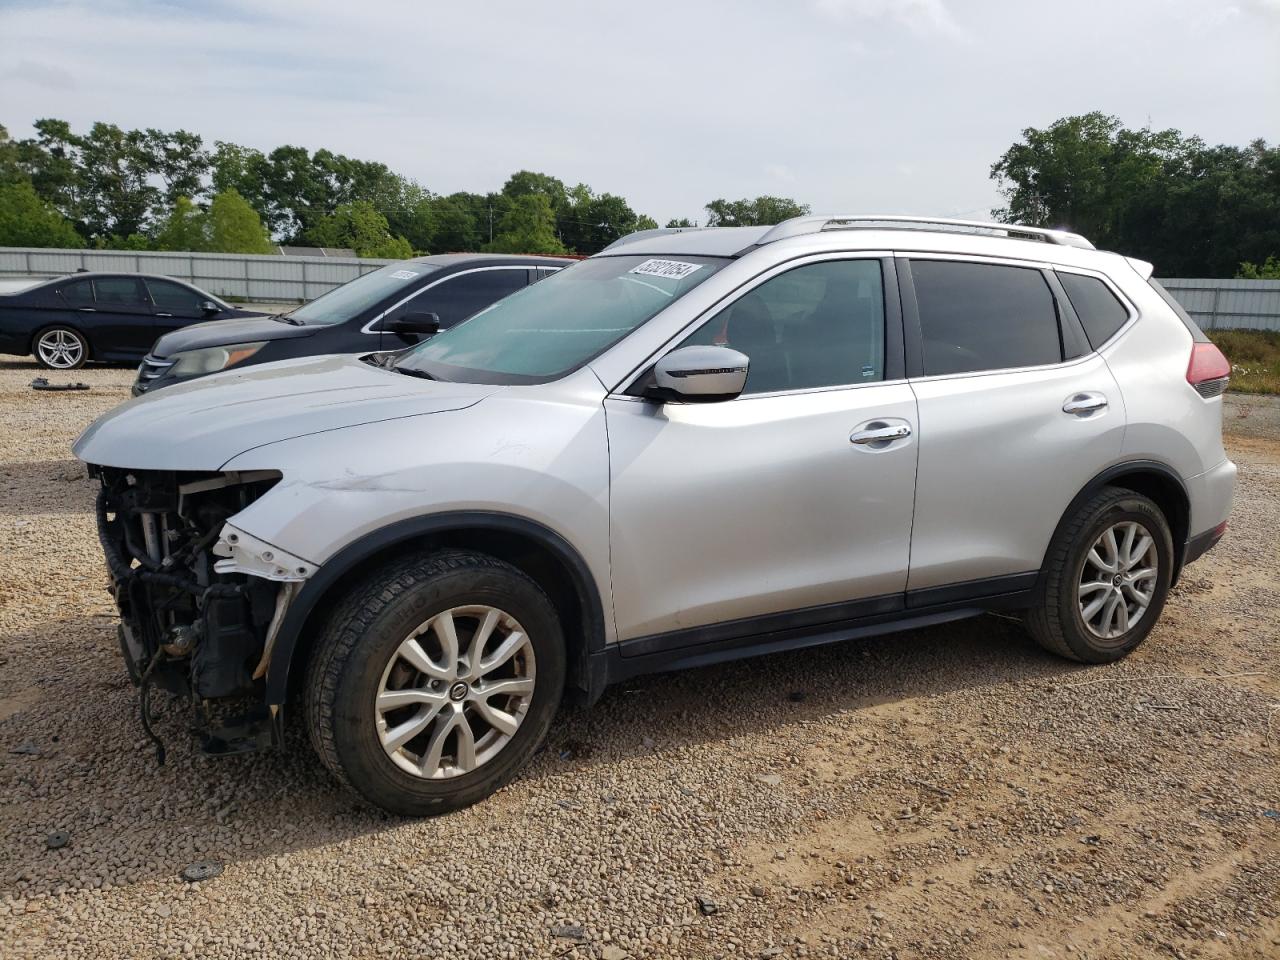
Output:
600 226 708 253
757 215 1095 250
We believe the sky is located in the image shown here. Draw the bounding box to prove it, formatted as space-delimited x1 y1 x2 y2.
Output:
1 0 1278 227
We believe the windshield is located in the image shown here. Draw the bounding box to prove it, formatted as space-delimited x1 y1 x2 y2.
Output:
394 254 727 384
286 262 439 325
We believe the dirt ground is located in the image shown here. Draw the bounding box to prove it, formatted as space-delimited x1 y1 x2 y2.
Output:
0 360 1277 960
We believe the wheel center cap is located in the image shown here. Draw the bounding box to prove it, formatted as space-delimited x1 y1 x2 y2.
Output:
448 681 469 702
1112 573 1124 586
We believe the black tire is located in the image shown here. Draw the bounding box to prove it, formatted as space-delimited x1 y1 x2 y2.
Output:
306 550 565 816
32 325 90 370
1027 487 1174 663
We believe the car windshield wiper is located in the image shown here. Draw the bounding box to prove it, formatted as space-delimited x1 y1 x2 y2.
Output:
271 313 305 326
392 365 436 381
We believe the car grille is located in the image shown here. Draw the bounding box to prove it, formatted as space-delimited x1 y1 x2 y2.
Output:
136 355 175 387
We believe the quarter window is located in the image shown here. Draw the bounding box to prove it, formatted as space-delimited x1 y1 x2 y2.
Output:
60 279 94 307
911 260 1062 376
1058 272 1130 348
678 259 886 395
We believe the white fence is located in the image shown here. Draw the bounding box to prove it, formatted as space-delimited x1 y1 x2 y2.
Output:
2 248 1279 329
1157 278 1280 332
0 248 397 302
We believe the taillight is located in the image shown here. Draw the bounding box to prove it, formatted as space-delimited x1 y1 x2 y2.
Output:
1186 342 1230 398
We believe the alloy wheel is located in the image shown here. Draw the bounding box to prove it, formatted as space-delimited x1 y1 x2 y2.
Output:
374 605 536 779
1078 520 1158 641
36 329 84 368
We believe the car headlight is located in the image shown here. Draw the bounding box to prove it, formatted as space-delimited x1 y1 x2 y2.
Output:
169 342 267 377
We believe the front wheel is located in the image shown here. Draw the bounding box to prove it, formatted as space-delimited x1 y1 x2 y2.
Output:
1027 487 1174 663
306 550 565 816
33 326 89 369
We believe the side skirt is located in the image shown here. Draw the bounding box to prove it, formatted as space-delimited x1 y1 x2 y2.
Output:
585 573 1037 697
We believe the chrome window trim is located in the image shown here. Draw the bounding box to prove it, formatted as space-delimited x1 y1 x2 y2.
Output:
901 251 1101 382
359 265 536 335
612 250 894 398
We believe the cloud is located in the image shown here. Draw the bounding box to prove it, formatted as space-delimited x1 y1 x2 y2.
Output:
764 163 796 184
814 0 968 39
2 59 76 91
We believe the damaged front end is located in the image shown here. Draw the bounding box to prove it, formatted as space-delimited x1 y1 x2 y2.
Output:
90 466 311 760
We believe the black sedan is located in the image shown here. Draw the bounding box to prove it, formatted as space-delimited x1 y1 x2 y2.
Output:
0 273 264 369
132 254 572 394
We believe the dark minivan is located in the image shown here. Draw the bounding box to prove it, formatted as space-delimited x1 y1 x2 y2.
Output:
133 254 573 394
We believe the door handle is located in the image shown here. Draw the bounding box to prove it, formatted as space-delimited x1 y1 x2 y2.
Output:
850 423 912 445
1062 392 1108 415
77 307 95 312
155 312 173 318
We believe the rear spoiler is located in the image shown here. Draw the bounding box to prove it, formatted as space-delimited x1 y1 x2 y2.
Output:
1125 256 1154 280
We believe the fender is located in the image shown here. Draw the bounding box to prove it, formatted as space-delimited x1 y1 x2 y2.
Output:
1043 458 1191 582
262 511 607 705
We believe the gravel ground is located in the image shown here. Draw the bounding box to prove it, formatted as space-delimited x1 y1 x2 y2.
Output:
1 359 1277 960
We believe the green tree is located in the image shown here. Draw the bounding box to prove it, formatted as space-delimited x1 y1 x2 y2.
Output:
75 121 161 238
704 196 809 226
208 188 273 254
0 180 82 247
1239 255 1280 279
154 195 209 251
427 194 481 251
665 217 696 228
141 128 210 208
991 114 1280 276
305 200 413 258
559 190 652 254
487 194 566 254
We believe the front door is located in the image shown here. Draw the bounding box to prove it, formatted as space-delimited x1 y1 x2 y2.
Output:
144 278 213 338
605 256 918 646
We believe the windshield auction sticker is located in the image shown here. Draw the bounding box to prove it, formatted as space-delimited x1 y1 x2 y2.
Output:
389 270 419 280
629 259 703 280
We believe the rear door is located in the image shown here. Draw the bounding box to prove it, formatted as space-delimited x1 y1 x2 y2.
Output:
900 255 1125 598
87 276 156 358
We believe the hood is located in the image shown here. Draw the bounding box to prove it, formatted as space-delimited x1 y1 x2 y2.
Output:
151 313 313 356
74 354 500 471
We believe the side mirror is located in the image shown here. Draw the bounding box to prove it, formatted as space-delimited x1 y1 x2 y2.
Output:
199 300 221 316
646 345 749 403
385 311 440 335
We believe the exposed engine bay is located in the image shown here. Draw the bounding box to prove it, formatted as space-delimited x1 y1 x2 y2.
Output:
90 465 300 760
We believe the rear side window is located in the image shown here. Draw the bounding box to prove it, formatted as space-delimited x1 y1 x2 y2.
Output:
93 276 148 306
1058 272 1130 348
911 260 1062 376
423 269 528 327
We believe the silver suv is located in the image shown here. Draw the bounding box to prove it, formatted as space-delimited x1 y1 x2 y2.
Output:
75 216 1236 815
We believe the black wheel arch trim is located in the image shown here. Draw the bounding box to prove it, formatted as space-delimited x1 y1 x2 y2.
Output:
1048 459 1192 584
263 510 607 706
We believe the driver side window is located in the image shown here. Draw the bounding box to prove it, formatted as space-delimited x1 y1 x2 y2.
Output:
677 259 886 395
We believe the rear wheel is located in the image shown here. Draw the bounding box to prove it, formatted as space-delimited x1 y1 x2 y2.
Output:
33 326 89 369
1028 487 1174 663
306 550 565 816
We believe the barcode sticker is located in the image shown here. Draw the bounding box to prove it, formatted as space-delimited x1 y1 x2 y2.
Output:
629 259 703 280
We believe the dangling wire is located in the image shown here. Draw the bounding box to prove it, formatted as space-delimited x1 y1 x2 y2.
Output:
139 650 167 766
